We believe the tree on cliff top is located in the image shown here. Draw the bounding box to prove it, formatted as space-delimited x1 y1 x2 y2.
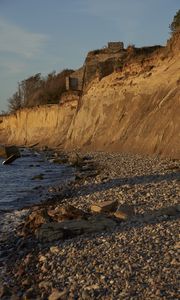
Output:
7 69 74 112
169 9 180 34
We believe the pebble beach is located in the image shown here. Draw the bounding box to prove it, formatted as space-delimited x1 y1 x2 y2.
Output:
0 151 179 299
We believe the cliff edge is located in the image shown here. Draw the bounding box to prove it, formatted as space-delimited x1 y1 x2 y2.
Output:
0 33 180 158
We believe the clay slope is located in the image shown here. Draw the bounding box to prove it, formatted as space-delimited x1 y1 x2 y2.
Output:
66 36 180 158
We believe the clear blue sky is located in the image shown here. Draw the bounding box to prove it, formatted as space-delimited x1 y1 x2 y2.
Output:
0 0 179 112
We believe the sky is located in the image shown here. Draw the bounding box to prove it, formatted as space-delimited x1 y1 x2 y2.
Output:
0 0 179 112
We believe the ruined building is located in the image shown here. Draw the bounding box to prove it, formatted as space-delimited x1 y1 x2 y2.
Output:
61 42 125 103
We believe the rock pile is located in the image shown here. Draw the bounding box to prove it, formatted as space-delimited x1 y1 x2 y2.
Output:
18 200 132 242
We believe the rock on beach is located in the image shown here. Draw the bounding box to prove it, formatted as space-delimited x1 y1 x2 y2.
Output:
0 151 179 299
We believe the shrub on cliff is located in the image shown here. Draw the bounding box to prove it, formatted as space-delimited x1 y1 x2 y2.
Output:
169 9 180 34
8 91 22 113
7 69 74 112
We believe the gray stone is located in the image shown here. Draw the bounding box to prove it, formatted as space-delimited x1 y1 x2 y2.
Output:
36 215 116 242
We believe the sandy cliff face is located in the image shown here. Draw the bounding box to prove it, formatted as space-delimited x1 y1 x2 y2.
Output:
0 101 77 147
65 35 180 157
0 34 179 158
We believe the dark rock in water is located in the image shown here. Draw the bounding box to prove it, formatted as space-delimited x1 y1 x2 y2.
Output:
0 145 20 158
2 153 20 165
31 173 44 180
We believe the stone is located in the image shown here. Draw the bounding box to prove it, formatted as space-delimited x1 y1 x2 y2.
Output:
10 295 20 300
15 265 25 277
0 145 20 158
22 278 31 286
47 204 87 222
39 281 52 290
174 242 180 249
22 287 36 299
176 204 180 212
91 200 118 213
31 173 44 180
0 285 11 298
114 205 135 220
39 255 47 262
49 157 68 164
155 205 180 218
81 290 91 299
36 215 116 242
36 223 64 242
50 246 60 254
85 284 100 290
48 289 68 300
68 152 83 166
20 208 51 236
163 206 179 216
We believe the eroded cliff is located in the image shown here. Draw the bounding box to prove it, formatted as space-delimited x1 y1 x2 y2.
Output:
0 101 78 147
0 33 180 158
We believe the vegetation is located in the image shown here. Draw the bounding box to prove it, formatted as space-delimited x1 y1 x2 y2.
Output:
169 9 180 34
8 69 73 113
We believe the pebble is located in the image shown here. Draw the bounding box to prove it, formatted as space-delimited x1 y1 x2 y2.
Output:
0 152 179 299
48 289 68 300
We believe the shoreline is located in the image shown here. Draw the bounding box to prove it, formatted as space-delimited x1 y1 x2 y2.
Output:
0 151 179 299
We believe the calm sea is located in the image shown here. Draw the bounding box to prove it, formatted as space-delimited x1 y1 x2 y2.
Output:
0 149 73 211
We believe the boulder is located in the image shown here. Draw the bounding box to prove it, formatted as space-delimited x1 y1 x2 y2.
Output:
36 215 116 242
20 208 51 236
19 205 88 236
0 145 20 158
47 204 88 221
114 205 135 220
91 200 118 213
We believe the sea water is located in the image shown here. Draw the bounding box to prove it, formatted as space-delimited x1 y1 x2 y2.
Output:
0 149 73 211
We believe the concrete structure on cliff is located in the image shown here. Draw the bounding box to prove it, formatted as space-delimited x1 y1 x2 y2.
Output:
61 41 163 105
64 42 125 97
107 42 124 52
